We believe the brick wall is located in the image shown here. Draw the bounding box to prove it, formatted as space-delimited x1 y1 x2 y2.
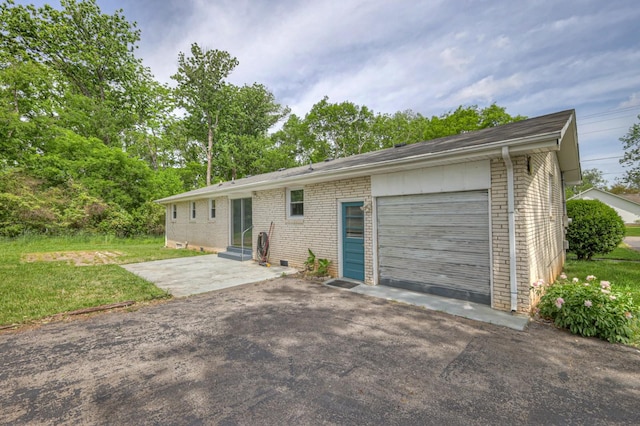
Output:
165 197 229 252
491 153 566 313
253 176 373 283
520 152 566 308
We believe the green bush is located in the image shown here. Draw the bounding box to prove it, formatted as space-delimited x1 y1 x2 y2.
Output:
533 275 639 344
566 199 625 260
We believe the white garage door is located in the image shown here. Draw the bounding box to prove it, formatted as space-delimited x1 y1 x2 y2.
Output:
377 190 491 305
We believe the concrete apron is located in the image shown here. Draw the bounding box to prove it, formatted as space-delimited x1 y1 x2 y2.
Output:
122 254 298 297
326 279 530 331
625 236 640 252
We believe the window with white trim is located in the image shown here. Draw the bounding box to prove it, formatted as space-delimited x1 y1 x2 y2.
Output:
171 204 177 220
209 199 216 219
287 188 304 218
191 201 197 220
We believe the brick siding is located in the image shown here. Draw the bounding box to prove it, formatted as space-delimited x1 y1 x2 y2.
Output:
252 176 373 283
165 197 229 252
491 152 566 313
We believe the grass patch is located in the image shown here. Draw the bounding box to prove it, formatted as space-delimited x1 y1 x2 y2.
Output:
626 225 640 237
563 259 640 305
0 235 204 326
595 245 640 261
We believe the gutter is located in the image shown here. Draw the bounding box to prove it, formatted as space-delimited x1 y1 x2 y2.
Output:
501 147 518 312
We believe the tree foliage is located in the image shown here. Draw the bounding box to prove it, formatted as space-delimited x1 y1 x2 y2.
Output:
172 43 238 186
620 114 640 191
566 199 625 260
565 168 608 198
273 100 525 163
0 1 527 237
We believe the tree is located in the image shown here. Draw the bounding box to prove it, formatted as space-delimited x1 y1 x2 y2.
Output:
620 114 640 190
212 83 289 180
303 97 377 161
0 0 147 146
565 168 608 198
171 43 238 186
566 199 625 260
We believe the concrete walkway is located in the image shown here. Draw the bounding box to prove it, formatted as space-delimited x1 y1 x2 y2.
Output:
122 255 298 297
124 255 528 330
327 279 530 331
625 236 640 252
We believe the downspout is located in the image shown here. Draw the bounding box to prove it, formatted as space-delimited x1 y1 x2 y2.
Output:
501 147 518 312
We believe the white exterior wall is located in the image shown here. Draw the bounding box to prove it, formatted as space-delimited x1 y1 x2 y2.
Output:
252 176 373 282
371 160 491 196
165 197 229 252
573 190 640 224
491 153 566 313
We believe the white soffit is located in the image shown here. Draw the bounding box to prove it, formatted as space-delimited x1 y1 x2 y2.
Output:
371 160 491 197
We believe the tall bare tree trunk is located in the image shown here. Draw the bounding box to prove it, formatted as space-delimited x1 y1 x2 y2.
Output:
206 116 213 186
205 111 219 186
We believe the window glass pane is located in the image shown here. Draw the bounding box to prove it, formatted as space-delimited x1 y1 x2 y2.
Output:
291 189 303 202
210 200 215 218
291 202 304 217
345 206 364 238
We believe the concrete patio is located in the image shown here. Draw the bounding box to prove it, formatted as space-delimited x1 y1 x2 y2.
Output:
122 254 298 297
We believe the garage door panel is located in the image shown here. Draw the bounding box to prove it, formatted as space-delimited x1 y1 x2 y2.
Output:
378 202 488 217
377 190 491 305
378 237 488 253
378 225 489 241
378 213 488 228
379 247 489 267
382 265 488 294
377 192 488 206
380 276 491 305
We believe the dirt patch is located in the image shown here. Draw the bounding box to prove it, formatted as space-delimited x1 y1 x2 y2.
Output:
22 250 122 266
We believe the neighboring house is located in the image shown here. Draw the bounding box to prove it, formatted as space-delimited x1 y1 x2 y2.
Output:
569 187 640 224
157 110 581 314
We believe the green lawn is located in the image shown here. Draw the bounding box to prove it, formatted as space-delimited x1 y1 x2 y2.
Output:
626 225 640 237
564 246 640 304
0 235 204 326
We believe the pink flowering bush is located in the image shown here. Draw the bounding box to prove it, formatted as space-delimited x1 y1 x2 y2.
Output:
533 275 639 344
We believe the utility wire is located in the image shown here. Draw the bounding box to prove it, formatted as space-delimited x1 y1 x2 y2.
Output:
580 105 640 120
582 155 623 162
579 125 631 135
580 113 639 126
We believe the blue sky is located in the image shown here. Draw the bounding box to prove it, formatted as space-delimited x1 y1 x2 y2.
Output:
16 0 640 184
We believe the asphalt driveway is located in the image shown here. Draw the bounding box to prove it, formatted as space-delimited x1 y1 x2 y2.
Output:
2 277 639 425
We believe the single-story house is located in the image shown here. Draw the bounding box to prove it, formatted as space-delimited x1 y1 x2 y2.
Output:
157 110 581 314
569 187 640 224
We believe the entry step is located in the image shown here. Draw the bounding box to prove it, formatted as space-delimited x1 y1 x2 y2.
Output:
217 246 253 262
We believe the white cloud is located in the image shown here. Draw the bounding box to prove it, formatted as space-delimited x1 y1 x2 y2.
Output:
451 74 525 105
439 47 471 72
493 35 510 49
619 93 640 108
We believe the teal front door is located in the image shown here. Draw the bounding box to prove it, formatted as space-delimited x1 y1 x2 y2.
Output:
342 202 365 281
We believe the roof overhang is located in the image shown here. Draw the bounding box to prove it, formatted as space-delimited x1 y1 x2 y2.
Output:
556 112 582 185
156 111 583 204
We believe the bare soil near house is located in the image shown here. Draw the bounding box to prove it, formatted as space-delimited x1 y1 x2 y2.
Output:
1 277 639 425
22 250 122 266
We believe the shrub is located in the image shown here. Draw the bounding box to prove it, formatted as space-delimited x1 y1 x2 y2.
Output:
317 258 331 276
566 199 625 260
304 249 331 277
533 275 639 344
